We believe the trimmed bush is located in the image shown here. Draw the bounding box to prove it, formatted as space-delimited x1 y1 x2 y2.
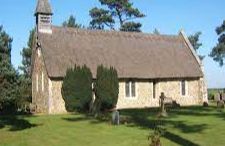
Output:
61 65 93 112
93 65 119 114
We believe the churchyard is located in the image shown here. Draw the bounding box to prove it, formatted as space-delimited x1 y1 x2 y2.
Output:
0 0 225 146
0 101 225 146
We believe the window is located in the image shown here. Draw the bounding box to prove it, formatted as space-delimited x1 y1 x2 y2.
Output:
153 81 156 98
125 81 136 98
131 81 136 97
40 16 51 23
42 72 44 92
125 82 130 97
36 74 39 92
181 80 186 96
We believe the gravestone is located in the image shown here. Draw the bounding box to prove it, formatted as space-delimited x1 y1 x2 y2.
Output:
220 93 223 100
217 100 224 111
112 110 120 125
222 93 225 101
159 92 168 117
29 103 37 113
215 93 220 101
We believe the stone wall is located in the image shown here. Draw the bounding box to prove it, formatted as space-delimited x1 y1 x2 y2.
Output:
47 78 204 113
32 47 67 114
158 79 201 106
117 79 203 109
32 48 49 113
48 80 67 114
117 81 159 109
200 77 208 103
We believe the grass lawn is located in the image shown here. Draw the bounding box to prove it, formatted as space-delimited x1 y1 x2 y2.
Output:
0 102 225 146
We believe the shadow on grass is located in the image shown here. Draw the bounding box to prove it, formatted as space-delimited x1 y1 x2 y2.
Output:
217 111 225 119
164 131 200 146
120 107 209 146
62 114 109 125
173 122 207 133
62 106 217 146
63 116 91 122
0 115 40 131
170 105 225 121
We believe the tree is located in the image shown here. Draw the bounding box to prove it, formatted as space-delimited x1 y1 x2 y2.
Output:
0 25 19 112
19 29 34 77
16 75 32 112
153 28 160 35
62 65 93 112
18 29 34 111
188 32 205 60
93 65 119 115
62 15 83 28
210 20 225 66
89 0 145 32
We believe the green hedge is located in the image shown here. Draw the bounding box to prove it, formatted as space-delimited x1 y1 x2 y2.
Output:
93 65 119 114
62 65 93 112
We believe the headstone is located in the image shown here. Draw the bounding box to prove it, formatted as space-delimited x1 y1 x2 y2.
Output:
159 92 168 117
222 93 225 101
215 93 220 101
112 110 120 125
220 93 223 100
217 100 224 110
29 103 37 113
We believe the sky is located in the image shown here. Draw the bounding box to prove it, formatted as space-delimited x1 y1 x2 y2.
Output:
0 0 224 88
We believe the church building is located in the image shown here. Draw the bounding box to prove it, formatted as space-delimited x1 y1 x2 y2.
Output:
32 0 208 114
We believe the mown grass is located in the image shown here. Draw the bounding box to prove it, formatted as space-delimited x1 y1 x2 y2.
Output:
0 102 225 146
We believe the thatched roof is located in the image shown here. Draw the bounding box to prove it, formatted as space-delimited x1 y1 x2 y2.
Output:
37 26 203 79
35 0 52 15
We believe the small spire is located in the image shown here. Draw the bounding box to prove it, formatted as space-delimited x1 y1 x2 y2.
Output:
35 0 53 16
35 0 53 34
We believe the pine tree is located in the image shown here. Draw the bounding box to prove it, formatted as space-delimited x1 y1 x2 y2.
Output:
188 32 205 60
62 15 83 28
89 0 145 32
153 28 160 35
210 20 225 66
19 29 34 77
0 25 18 112
17 29 34 111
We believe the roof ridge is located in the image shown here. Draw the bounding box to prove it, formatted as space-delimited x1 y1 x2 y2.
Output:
52 25 179 39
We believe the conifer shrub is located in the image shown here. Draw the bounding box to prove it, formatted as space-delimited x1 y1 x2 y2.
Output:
93 65 119 114
62 65 93 112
